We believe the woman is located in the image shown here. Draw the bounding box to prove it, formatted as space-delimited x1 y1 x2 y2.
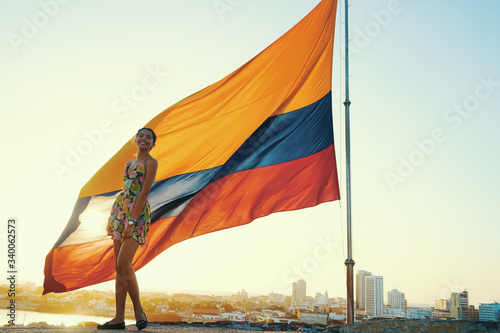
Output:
97 128 158 330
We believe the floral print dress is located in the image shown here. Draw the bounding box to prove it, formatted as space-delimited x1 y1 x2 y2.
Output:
108 158 151 246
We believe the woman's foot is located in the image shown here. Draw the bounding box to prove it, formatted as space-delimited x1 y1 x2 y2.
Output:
96 320 125 330
136 312 148 330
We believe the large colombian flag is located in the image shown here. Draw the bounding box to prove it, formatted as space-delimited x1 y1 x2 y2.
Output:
43 0 339 294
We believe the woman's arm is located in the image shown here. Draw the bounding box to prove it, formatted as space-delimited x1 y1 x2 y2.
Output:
122 158 158 238
130 158 158 221
107 160 134 235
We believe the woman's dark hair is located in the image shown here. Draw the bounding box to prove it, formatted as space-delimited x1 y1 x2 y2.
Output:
136 127 157 143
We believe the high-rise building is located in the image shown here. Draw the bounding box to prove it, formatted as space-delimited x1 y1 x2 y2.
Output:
365 275 383 317
479 303 500 321
268 292 284 304
292 279 307 305
434 299 450 311
405 308 433 319
450 293 459 318
387 288 406 309
355 270 372 310
314 292 327 306
470 305 479 321
450 290 469 320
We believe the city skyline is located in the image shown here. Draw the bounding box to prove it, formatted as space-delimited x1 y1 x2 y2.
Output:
2 282 499 327
1 0 500 307
13 275 498 310
5 278 500 327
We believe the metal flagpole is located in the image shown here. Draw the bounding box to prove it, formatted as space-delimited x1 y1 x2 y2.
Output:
343 0 355 325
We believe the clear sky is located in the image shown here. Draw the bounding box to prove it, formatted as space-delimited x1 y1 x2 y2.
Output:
1 0 499 309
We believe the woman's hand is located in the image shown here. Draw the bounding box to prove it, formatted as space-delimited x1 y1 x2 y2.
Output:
106 222 113 236
122 224 134 239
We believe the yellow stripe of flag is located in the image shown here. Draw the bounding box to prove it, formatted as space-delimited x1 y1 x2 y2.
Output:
80 0 336 198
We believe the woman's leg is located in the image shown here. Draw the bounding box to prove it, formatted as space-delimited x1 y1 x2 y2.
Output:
105 240 127 324
115 237 146 322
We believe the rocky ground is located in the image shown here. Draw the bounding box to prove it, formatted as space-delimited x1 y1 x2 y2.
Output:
0 325 263 333
1 319 499 332
0 321 327 333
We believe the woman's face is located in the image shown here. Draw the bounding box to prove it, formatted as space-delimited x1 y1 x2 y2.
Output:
136 129 155 151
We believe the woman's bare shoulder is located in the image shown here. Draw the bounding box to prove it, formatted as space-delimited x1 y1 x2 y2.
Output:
146 157 158 167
